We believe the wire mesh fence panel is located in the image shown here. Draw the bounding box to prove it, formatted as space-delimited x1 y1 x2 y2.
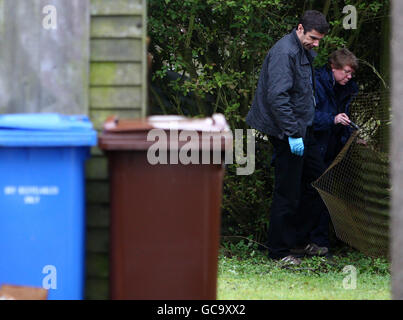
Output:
313 90 390 258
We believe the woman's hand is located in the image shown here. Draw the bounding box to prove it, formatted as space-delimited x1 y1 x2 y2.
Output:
334 113 351 126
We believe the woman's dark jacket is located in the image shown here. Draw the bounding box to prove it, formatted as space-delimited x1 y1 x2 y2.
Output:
313 65 358 164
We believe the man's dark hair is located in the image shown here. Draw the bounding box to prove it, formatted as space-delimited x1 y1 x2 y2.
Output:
298 10 329 35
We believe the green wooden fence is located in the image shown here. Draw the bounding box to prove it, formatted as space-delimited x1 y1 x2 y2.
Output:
85 0 147 299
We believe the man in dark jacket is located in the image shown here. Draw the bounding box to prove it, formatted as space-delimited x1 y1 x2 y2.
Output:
309 49 359 249
246 10 329 265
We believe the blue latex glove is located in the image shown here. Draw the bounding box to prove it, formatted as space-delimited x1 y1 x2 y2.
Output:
288 137 304 156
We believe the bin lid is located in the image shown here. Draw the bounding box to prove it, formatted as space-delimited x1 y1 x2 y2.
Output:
0 113 97 147
99 114 233 151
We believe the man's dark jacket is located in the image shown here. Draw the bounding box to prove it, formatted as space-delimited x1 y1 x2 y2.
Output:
313 65 358 164
246 29 317 140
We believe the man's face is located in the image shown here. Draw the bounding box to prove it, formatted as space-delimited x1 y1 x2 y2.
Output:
296 24 325 50
332 64 354 85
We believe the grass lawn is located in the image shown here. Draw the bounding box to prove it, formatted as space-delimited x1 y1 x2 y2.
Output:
217 243 390 300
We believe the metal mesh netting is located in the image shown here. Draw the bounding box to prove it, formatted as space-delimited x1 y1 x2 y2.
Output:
312 90 390 258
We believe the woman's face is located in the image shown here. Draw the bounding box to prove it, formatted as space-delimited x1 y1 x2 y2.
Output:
332 64 354 85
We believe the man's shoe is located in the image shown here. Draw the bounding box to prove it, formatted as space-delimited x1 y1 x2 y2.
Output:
278 255 302 266
304 243 328 256
291 243 329 257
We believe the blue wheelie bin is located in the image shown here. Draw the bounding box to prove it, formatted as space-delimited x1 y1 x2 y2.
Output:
0 113 97 300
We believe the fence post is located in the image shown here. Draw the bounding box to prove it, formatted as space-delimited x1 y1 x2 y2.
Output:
391 0 403 300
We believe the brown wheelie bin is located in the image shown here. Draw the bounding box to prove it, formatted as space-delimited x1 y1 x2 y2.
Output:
99 115 232 300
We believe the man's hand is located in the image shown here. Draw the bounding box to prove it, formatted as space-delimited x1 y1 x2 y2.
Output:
288 137 304 156
334 113 351 126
